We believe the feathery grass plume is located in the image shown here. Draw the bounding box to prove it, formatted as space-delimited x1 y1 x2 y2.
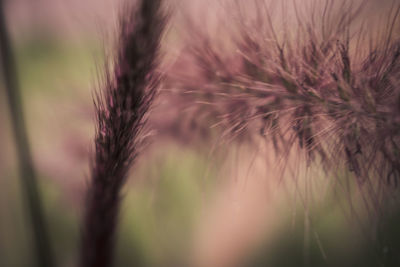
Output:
79 1 165 266
169 0 400 208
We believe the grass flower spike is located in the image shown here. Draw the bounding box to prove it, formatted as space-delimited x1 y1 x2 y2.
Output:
79 1 166 266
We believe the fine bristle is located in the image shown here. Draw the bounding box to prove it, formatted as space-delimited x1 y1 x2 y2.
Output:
79 1 166 267
168 0 400 194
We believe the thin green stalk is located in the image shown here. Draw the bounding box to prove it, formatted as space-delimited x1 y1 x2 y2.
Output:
0 1 54 267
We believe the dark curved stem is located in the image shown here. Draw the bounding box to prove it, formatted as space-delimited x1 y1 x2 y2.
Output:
0 1 55 267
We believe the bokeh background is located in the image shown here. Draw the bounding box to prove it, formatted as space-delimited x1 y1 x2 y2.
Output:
1 0 399 267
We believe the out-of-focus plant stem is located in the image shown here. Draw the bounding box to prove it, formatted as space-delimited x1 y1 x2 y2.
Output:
0 1 54 267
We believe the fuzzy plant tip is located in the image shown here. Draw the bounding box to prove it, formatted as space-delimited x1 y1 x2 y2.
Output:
79 1 166 267
167 0 400 195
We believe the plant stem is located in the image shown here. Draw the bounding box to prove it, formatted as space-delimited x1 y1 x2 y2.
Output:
0 1 54 267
